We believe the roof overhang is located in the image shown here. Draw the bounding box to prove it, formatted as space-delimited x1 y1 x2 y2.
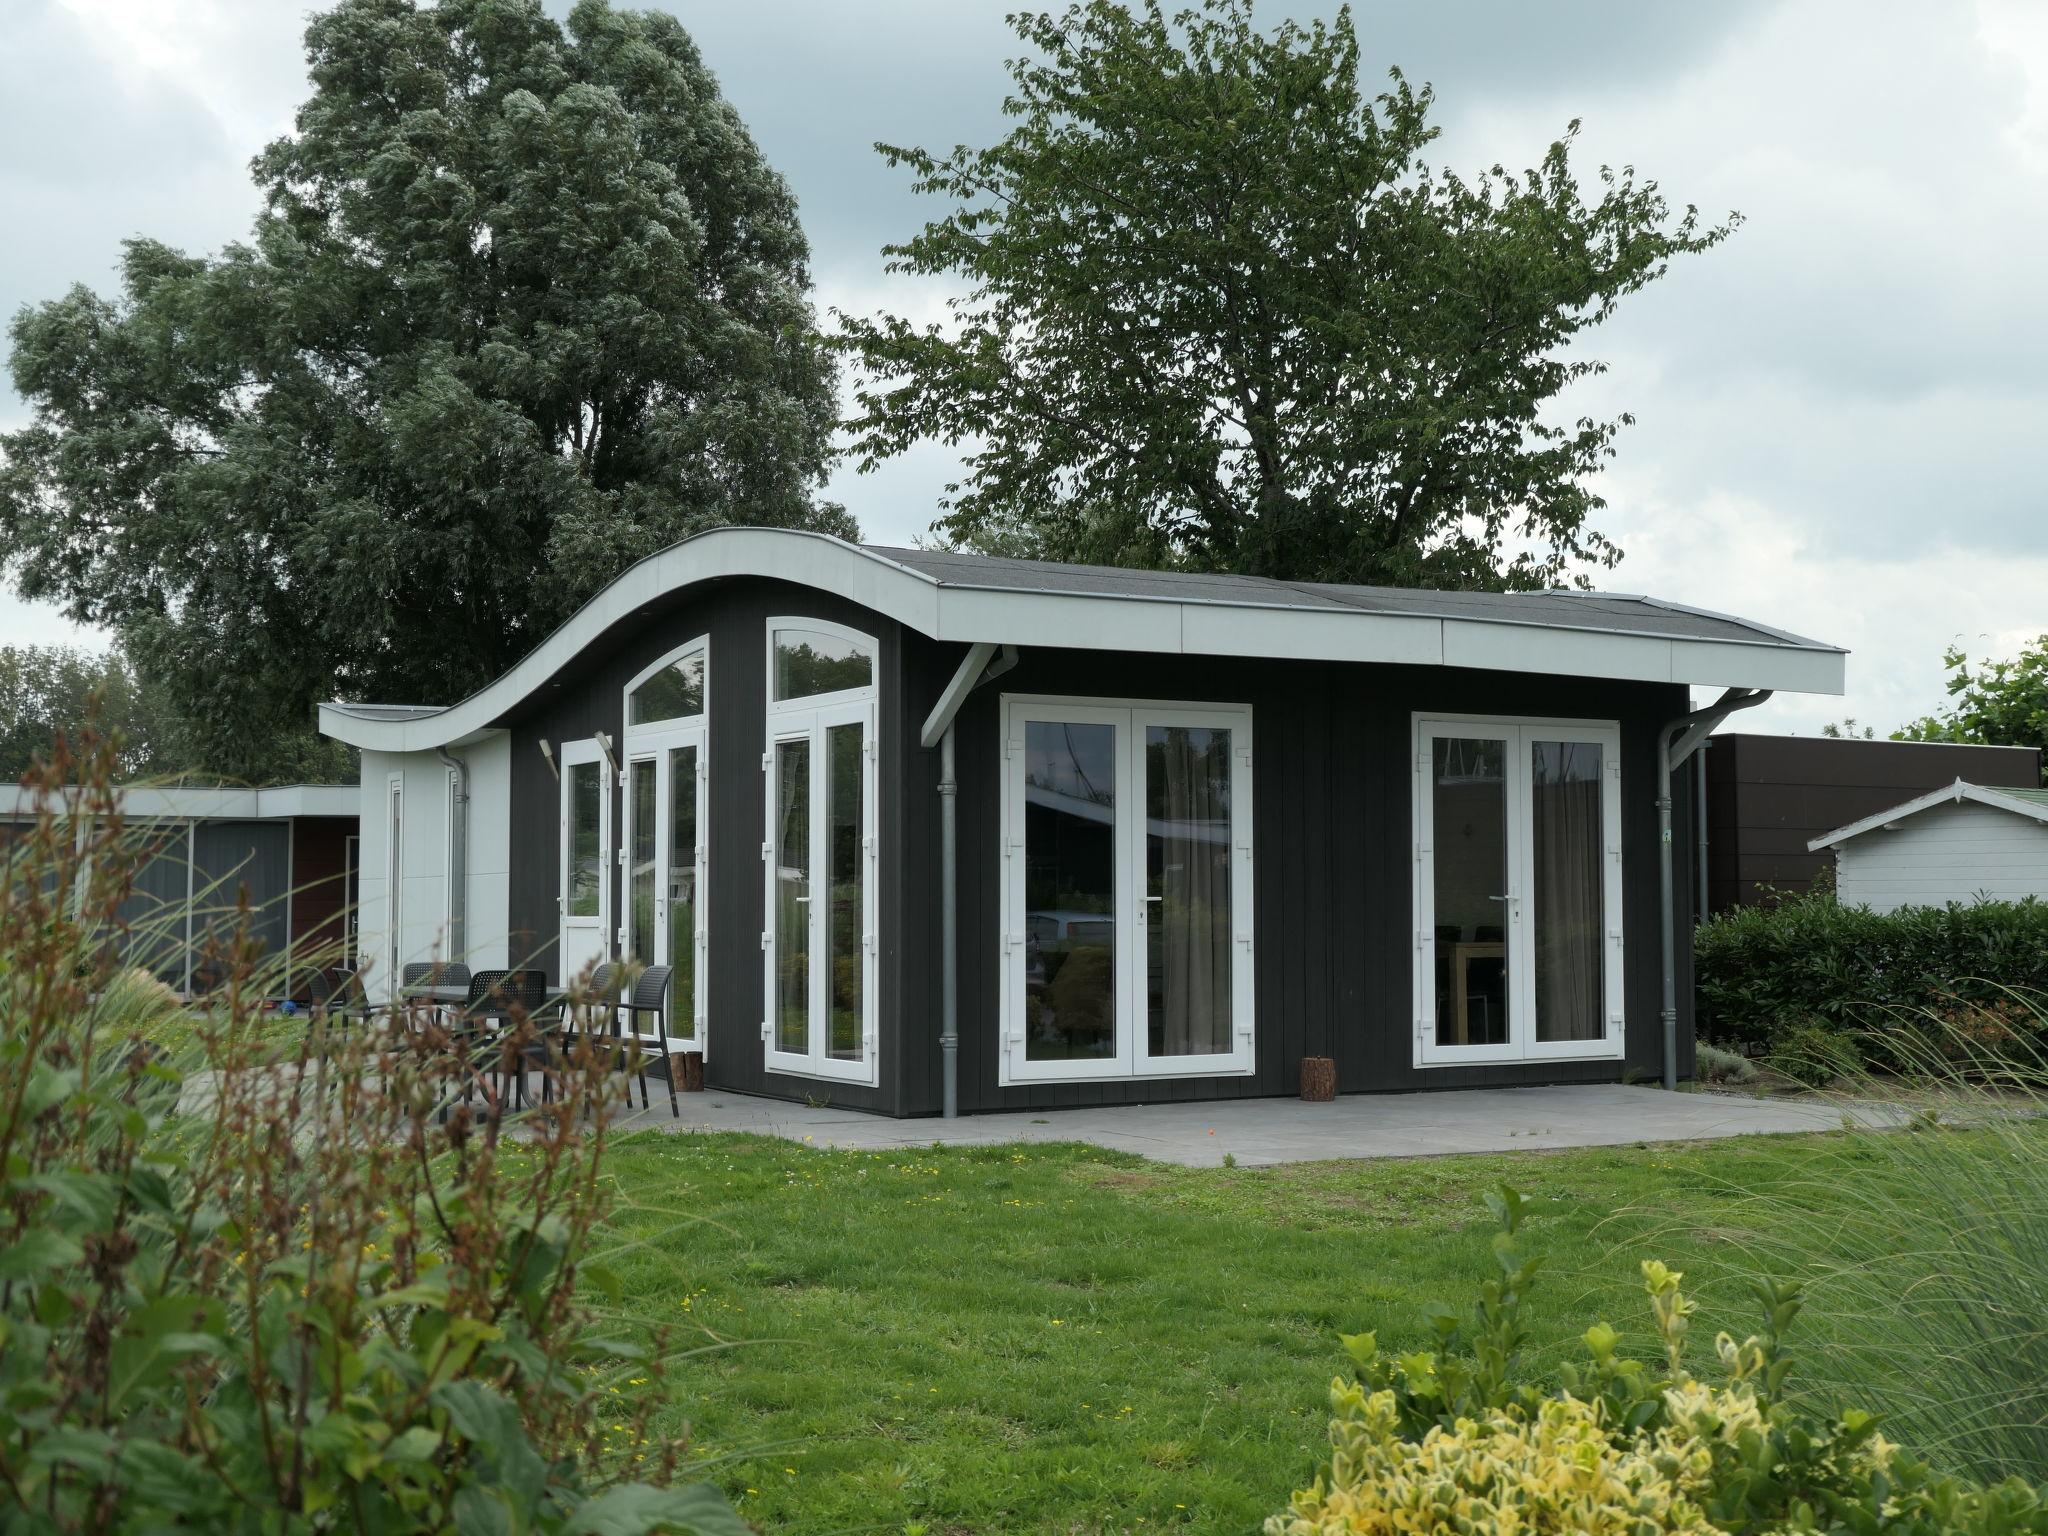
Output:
1808 778 2048 851
0 783 359 821
322 528 1848 754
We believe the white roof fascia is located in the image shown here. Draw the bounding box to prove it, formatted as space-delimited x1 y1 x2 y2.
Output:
1807 779 2048 851
319 527 1848 754
0 784 359 821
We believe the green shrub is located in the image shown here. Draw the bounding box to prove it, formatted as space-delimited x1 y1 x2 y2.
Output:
1693 1041 1757 1086
0 740 742 1534
1271 1186 2048 1535
1770 1019 1864 1088
1695 890 2048 1057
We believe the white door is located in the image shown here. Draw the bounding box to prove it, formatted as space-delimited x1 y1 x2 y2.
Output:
1414 716 1625 1066
558 738 610 984
999 697 1256 1085
623 728 707 1050
762 696 876 1083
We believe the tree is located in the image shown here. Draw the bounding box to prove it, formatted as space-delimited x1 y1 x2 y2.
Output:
1 0 848 784
840 0 1732 588
0 644 188 781
1895 636 2048 780
1819 718 1876 740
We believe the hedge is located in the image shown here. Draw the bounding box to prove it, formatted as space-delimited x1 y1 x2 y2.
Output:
1694 892 2048 1055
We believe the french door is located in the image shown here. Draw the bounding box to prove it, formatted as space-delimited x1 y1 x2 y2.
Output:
557 739 610 984
622 726 707 1051
1414 716 1624 1066
1000 697 1255 1085
762 697 876 1083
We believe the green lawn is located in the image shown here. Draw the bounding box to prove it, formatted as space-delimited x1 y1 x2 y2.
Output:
591 1128 1894 1536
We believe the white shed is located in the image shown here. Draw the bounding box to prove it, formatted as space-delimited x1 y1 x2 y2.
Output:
1808 779 2048 912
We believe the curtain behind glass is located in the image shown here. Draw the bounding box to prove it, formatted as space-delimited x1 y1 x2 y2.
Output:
1147 726 1232 1057
1531 739 1603 1042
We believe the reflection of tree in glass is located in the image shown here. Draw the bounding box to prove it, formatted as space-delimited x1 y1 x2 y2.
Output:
628 652 704 725
776 640 871 700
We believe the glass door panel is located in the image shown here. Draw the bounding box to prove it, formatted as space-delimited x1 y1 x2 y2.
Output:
667 743 699 1036
824 721 865 1061
628 757 658 969
1143 724 1234 1061
1531 738 1605 1044
1430 736 1511 1049
772 738 811 1056
1022 719 1119 1066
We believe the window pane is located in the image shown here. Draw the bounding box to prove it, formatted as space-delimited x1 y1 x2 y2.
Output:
628 648 705 725
668 744 698 1032
1023 720 1117 1062
1532 739 1605 1042
774 627 871 700
1146 725 1233 1057
773 740 810 1054
1431 737 1509 1047
826 722 865 1061
567 763 600 918
628 759 656 963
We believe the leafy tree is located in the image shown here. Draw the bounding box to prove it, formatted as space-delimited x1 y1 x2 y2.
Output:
841 0 1732 589
1896 636 2048 780
1 0 848 784
0 643 187 781
1819 717 1876 740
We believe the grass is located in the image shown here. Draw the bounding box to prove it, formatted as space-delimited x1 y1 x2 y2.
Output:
588 1127 1964 1536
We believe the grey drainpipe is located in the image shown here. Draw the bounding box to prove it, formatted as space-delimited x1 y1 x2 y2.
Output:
920 641 1018 1119
1657 689 1771 1088
436 746 468 964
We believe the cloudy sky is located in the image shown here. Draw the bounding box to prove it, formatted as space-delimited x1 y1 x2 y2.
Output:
5 0 2045 734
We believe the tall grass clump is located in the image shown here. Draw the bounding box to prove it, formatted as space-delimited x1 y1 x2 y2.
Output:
1709 999 2048 1483
0 732 743 1533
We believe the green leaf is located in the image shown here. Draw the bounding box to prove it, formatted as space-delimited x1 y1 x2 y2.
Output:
22 1170 120 1227
117 1439 221 1515
382 1425 443 1464
0 1228 83 1279
28 1427 116 1475
563 1483 750 1536
452 1486 515 1536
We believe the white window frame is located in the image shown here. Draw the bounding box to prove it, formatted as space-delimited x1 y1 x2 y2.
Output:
621 636 710 1055
998 694 1256 1087
385 774 404 987
761 618 879 1086
558 738 611 963
1412 712 1625 1068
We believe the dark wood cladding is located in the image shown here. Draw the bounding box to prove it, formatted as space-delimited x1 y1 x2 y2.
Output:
1704 733 2041 911
920 641 1694 1115
501 576 910 1115
491 575 1697 1118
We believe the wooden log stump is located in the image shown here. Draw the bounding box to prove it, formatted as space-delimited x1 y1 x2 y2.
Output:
1300 1056 1336 1102
681 1050 705 1092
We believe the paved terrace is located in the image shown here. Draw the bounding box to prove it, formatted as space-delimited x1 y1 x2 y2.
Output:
608 1083 1861 1168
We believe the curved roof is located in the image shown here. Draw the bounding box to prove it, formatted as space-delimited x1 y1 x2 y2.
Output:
321 527 1847 753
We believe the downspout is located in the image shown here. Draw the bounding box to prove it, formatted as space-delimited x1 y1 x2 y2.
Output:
920 641 1018 1119
436 747 468 964
1696 745 1711 921
1657 689 1772 1088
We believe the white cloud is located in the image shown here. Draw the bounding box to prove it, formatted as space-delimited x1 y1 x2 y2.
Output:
2 0 2042 745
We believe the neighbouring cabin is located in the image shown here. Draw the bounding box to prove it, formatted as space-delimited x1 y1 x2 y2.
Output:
321 529 1846 1117
1809 780 2048 913
1701 733 2041 911
0 784 359 1001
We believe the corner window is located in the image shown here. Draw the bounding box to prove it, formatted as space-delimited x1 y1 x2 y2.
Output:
772 625 872 701
1413 715 1624 1066
1000 696 1255 1085
763 619 878 1085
